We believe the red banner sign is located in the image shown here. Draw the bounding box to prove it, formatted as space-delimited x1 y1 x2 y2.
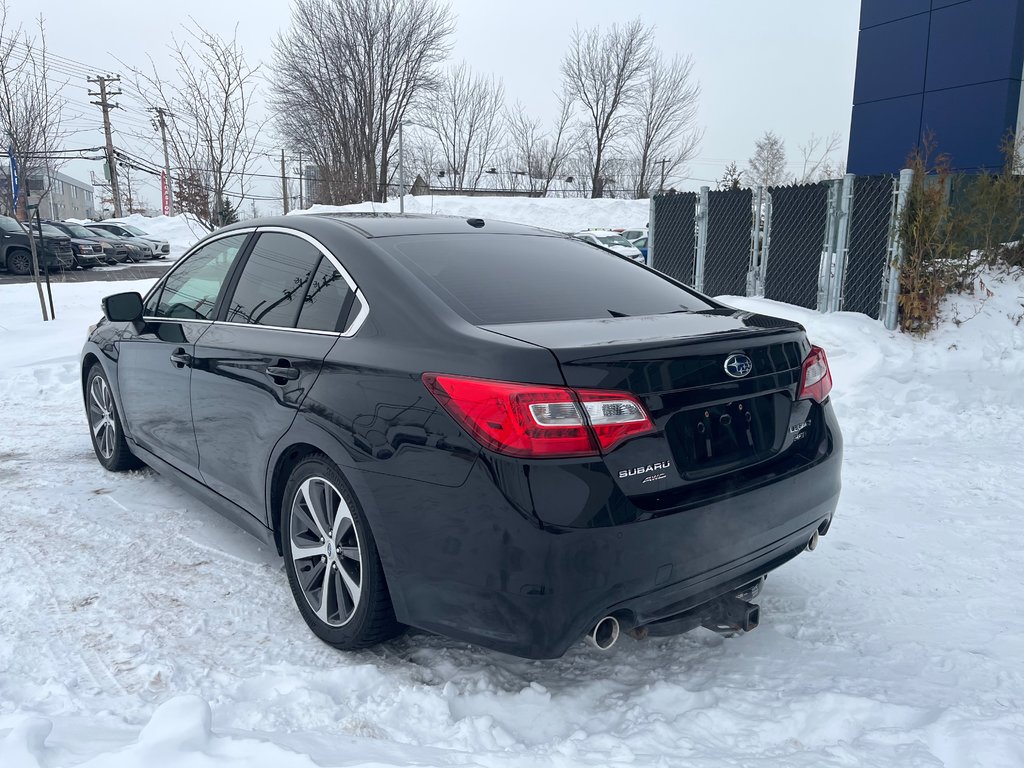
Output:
161 171 170 216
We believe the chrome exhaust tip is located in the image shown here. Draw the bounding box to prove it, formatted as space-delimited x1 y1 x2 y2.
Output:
586 616 621 651
806 529 820 551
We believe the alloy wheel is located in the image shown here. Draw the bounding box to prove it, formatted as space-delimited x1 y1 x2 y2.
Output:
8 251 31 275
289 476 364 627
88 375 117 459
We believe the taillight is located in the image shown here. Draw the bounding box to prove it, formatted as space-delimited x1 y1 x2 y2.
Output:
798 345 832 403
422 374 655 459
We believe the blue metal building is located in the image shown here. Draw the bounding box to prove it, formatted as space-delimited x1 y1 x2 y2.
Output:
848 0 1024 174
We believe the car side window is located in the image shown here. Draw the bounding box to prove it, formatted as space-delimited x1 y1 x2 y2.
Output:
296 256 356 332
150 234 248 320
223 233 320 328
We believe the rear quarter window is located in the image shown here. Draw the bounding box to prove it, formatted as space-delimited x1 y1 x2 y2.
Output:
378 233 712 324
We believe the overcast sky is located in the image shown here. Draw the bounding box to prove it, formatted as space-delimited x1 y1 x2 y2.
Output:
8 0 861 214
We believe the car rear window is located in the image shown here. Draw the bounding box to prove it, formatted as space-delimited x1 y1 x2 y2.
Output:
378 233 712 324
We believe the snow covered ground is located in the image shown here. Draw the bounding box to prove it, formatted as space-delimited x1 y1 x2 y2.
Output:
296 194 651 233
1 247 1023 766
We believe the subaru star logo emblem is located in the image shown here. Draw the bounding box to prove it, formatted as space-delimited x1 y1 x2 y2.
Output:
724 353 753 378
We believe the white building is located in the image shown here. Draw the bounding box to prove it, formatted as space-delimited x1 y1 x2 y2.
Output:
41 171 96 220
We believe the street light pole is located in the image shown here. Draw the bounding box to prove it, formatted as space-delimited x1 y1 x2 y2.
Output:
398 121 406 214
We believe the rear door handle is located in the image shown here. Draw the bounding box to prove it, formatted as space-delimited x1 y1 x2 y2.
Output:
169 348 193 368
266 364 300 382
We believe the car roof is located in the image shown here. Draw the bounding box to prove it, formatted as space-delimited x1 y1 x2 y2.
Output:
296 212 560 238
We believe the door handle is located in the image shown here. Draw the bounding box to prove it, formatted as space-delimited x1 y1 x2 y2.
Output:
266 364 300 382
169 348 193 368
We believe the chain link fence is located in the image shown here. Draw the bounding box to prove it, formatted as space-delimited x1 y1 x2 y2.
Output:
648 192 697 285
762 184 829 310
842 176 898 319
703 189 753 297
652 171 908 327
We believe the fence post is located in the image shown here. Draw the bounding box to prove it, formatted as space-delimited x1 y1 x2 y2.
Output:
818 180 840 312
758 189 772 297
747 185 763 296
648 195 657 269
881 168 913 330
828 173 855 312
694 185 709 291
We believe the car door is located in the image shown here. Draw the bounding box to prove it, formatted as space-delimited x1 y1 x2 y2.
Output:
117 232 250 475
190 229 360 521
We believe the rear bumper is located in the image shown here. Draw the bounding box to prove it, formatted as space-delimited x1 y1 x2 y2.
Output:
366 404 843 658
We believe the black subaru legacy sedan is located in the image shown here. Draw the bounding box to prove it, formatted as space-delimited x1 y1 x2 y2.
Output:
81 214 842 659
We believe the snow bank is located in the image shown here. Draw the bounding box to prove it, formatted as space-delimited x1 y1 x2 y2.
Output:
108 213 212 254
296 194 651 233
1 268 1023 767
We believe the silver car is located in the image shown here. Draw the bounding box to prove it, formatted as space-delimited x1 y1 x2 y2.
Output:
85 221 169 258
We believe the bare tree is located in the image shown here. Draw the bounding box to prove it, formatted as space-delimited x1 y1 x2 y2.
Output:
131 23 262 227
0 4 67 218
796 131 843 183
271 0 454 203
405 130 442 191
420 62 505 190
629 52 702 198
505 94 577 195
561 18 654 198
747 130 788 188
502 109 540 190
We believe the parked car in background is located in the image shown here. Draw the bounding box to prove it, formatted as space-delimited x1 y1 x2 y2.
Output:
620 228 647 242
0 215 74 275
631 235 649 262
87 221 169 257
573 230 645 262
82 213 841 659
82 226 151 262
29 221 104 269
45 221 129 265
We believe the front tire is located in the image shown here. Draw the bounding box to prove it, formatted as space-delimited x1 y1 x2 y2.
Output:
6 249 32 276
85 364 142 472
282 456 401 650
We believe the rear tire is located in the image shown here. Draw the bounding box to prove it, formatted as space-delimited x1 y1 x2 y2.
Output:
85 364 142 472
282 455 401 650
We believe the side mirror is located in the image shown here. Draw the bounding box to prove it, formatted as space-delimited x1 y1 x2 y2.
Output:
102 291 144 322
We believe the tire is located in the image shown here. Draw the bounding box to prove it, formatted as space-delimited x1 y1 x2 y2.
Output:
6 249 32 276
85 364 142 472
282 455 401 650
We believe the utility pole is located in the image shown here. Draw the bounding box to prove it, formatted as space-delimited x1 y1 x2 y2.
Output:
280 149 289 215
656 158 669 194
297 151 304 210
88 75 123 217
151 107 174 216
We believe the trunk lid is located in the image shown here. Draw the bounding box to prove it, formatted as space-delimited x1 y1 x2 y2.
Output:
483 309 821 503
